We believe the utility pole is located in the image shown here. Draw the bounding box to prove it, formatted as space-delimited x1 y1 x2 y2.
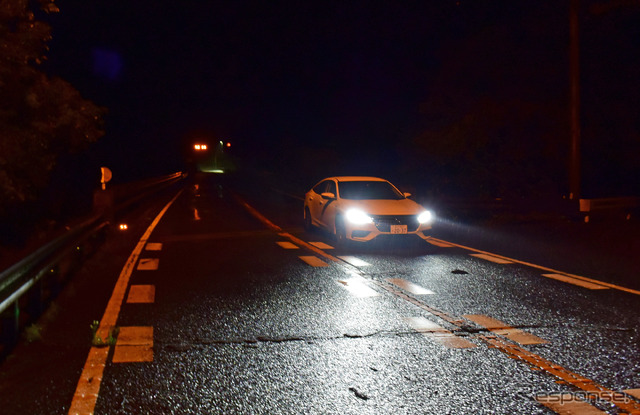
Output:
569 0 581 200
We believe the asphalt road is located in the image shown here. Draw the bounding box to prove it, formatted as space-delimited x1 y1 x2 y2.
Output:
0 172 638 414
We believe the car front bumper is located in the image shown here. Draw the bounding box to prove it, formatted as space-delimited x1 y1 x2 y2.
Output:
344 215 433 242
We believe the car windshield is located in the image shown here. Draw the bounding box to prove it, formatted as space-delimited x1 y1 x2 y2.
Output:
338 181 405 200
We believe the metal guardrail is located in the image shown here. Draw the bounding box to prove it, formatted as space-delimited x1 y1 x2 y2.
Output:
0 171 185 357
0 215 107 315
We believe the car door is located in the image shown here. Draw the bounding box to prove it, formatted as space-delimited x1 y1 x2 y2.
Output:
319 180 338 229
307 180 332 228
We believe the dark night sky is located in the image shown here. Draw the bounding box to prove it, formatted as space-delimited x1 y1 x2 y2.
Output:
42 1 640 194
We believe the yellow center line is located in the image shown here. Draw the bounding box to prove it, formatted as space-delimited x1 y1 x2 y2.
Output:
387 278 434 295
429 237 640 296
542 273 609 290
483 335 640 414
463 314 548 345
237 197 640 414
536 394 608 414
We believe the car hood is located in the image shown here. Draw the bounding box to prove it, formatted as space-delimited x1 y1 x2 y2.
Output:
341 198 425 215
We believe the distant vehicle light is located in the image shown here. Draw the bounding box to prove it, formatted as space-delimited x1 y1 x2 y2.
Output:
194 144 207 151
346 209 373 225
418 211 434 224
119 223 128 230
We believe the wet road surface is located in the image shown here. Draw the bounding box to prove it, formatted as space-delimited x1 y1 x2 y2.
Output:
1 172 639 414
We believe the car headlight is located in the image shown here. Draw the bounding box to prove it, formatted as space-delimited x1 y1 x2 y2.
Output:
345 209 373 225
417 210 434 224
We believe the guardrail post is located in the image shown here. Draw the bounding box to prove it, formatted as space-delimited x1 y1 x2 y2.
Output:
93 188 114 223
27 278 45 319
0 301 20 356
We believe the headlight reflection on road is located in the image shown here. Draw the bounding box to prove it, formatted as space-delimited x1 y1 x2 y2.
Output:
337 276 380 298
335 273 386 335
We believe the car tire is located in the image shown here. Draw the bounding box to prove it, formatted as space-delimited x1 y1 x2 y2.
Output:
335 216 348 247
303 207 313 232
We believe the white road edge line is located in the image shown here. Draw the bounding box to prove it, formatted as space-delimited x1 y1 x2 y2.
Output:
68 189 182 415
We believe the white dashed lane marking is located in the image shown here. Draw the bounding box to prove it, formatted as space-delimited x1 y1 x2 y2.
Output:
112 326 154 363
276 241 299 249
404 316 476 349
137 258 159 270
127 285 156 304
298 256 329 267
387 278 434 295
337 278 380 297
309 242 334 250
463 314 548 345
470 253 514 264
145 242 163 251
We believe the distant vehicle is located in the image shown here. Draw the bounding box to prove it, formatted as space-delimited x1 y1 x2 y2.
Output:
303 176 434 244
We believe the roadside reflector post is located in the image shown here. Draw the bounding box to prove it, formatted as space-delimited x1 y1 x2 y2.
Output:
93 167 114 222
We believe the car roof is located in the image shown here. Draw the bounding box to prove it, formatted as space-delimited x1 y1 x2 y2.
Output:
325 176 388 182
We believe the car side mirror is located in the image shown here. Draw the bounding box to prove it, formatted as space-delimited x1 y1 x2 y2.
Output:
321 192 336 199
403 192 412 198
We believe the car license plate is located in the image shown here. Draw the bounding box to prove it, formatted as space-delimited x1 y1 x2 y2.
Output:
390 225 408 234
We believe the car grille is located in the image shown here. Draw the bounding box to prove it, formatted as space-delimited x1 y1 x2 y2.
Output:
371 215 420 232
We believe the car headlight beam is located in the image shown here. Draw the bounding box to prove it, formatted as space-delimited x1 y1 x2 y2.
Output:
417 210 434 224
345 209 373 225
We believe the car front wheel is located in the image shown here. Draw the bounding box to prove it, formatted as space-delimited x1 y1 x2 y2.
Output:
335 216 348 246
303 207 313 231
